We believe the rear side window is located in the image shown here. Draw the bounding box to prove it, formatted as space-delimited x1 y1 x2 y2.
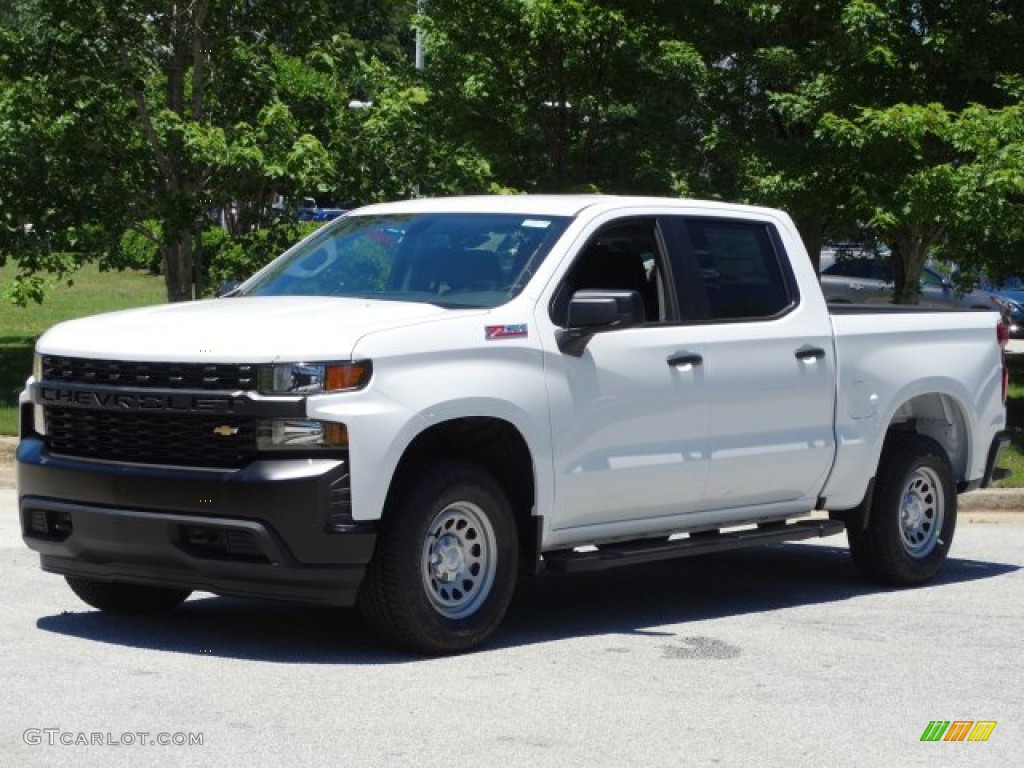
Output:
683 219 795 321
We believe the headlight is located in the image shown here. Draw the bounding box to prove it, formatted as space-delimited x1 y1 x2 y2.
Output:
257 419 348 450
31 353 45 434
258 361 372 395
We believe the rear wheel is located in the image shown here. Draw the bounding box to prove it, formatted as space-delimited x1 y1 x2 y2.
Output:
848 433 956 585
358 459 518 654
65 576 191 614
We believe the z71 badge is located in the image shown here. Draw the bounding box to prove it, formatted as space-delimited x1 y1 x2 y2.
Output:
484 324 528 340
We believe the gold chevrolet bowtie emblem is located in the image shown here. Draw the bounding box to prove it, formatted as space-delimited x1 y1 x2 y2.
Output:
212 425 239 437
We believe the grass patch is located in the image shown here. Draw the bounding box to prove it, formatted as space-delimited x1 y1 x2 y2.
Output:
997 354 1024 488
0 263 165 434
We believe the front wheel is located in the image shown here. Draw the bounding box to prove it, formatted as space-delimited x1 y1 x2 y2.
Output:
358 460 519 654
848 433 957 586
65 576 192 614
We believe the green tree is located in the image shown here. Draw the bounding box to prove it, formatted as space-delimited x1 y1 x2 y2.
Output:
0 0 413 303
3 0 1023 306
812 1 1024 301
332 58 498 202
422 0 705 194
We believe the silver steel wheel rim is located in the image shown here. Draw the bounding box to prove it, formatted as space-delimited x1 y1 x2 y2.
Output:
421 501 498 620
899 466 944 558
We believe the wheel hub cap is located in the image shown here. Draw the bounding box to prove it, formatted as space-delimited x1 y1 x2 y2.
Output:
430 534 466 583
899 467 944 558
421 501 498 620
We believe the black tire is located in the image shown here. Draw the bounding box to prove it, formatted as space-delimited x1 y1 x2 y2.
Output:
358 459 519 654
848 432 957 586
65 576 192 615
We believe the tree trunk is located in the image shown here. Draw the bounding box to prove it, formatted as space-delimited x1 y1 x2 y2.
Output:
890 227 932 305
193 225 205 299
796 213 826 275
162 230 194 303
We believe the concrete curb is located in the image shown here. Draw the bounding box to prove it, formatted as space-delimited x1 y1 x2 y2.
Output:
0 436 15 466
0 434 1021 509
959 488 1024 511
0 436 15 490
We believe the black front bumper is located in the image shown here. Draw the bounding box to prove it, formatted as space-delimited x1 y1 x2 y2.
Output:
17 435 376 606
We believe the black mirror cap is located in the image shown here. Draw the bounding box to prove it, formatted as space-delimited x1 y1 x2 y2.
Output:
566 289 645 328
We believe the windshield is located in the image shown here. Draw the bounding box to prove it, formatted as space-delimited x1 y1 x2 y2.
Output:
237 212 571 308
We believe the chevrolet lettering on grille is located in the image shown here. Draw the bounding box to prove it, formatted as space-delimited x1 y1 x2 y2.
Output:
38 385 235 414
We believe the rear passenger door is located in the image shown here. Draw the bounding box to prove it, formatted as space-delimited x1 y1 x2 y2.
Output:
663 216 836 513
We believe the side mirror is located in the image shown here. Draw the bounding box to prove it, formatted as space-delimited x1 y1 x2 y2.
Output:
557 289 645 356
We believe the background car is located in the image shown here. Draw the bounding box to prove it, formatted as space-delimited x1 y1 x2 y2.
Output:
1003 301 1024 338
976 274 1024 304
976 275 1024 337
819 249 1005 311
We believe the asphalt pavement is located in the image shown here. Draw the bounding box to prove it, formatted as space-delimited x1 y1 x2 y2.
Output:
1 488 1021 767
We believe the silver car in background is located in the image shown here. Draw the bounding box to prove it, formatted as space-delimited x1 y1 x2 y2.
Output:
819 248 1006 311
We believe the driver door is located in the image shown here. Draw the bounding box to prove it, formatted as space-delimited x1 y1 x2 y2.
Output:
540 216 710 533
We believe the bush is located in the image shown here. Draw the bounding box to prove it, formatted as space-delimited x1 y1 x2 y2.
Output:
116 222 162 272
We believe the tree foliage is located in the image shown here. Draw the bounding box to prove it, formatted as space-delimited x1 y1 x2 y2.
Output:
423 0 706 194
1 1 1023 304
1 0 418 302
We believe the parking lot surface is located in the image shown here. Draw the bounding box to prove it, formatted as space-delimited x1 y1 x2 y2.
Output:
1 489 1021 767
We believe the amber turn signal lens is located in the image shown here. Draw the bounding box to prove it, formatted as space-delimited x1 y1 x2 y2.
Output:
325 362 372 392
323 422 349 447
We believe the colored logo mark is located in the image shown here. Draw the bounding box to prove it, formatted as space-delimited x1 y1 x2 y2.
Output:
485 324 528 340
920 720 997 742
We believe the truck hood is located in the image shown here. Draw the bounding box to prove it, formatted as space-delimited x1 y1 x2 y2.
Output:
37 296 461 363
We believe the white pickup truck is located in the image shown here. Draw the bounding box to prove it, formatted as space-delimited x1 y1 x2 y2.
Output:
17 195 1010 653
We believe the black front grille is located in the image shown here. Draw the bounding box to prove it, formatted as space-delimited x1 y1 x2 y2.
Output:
44 407 258 468
42 355 257 391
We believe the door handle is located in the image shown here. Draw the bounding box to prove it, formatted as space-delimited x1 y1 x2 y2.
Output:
667 352 703 368
795 346 826 361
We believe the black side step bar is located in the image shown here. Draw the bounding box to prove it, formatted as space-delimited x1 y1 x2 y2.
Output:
542 519 846 573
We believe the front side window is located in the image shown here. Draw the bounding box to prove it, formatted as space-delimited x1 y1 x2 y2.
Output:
550 218 671 326
239 213 570 308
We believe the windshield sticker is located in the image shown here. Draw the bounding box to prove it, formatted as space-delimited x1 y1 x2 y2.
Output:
521 219 551 228
485 324 528 340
